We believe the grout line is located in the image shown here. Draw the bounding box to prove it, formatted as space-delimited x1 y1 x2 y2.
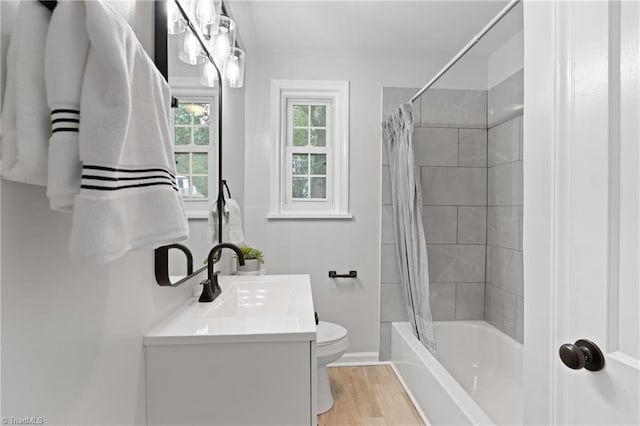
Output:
418 165 489 169
423 204 486 208
453 283 458 320
424 243 486 247
417 124 487 130
484 120 490 322
455 206 459 244
485 282 523 299
457 128 461 167
487 159 523 168
486 242 523 252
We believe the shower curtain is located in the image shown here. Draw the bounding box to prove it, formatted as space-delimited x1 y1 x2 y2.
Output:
382 104 437 354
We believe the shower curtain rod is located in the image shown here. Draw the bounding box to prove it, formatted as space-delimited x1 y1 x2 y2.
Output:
409 0 521 103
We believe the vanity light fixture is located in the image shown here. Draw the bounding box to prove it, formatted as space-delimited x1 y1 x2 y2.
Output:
179 30 205 65
200 60 218 87
195 0 222 38
167 0 185 35
211 15 236 67
170 0 245 89
224 47 245 89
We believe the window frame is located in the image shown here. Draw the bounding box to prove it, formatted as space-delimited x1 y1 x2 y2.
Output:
170 78 218 219
285 100 332 207
269 80 351 219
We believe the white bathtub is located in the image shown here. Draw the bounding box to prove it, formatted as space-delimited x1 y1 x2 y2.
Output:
391 321 523 425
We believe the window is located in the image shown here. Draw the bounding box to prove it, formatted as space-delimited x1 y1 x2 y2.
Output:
174 102 210 199
170 81 217 218
270 80 350 219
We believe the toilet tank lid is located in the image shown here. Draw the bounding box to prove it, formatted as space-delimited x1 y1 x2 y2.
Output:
317 321 348 345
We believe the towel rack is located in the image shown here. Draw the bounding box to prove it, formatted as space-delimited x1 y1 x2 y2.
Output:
155 244 206 287
37 0 57 12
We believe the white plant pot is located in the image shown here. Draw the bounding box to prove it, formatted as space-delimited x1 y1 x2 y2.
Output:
237 259 261 274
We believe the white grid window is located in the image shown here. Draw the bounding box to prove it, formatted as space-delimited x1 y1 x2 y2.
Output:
169 81 217 218
287 101 331 202
270 80 350 219
174 101 211 199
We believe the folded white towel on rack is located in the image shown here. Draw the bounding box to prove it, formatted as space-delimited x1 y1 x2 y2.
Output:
44 0 90 211
226 198 245 245
0 0 52 186
68 0 188 263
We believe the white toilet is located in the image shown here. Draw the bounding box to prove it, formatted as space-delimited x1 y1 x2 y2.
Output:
316 321 349 414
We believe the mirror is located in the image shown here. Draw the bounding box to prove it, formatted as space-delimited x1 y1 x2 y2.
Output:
154 0 247 286
154 0 222 286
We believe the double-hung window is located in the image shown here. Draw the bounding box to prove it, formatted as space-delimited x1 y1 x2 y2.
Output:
171 83 216 217
270 80 350 219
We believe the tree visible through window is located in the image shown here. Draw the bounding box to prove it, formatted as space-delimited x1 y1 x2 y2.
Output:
289 103 329 200
173 102 210 199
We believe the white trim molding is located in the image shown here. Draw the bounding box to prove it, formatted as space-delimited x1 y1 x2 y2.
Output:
269 79 350 219
328 351 379 365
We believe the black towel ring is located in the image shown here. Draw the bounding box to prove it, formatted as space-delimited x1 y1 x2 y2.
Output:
222 180 232 199
38 0 57 12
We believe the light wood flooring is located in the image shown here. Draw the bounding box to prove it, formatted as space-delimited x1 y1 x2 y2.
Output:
317 365 425 426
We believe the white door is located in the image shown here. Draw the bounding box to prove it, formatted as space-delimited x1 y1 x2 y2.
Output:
524 1 640 425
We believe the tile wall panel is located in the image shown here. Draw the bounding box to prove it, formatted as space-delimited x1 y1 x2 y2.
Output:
380 76 524 359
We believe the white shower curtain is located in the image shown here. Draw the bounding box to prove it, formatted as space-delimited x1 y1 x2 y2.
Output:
382 104 437 354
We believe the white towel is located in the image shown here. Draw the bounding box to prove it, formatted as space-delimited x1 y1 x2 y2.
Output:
207 200 225 245
68 0 189 263
44 0 90 211
207 198 244 244
0 0 52 186
226 198 245 245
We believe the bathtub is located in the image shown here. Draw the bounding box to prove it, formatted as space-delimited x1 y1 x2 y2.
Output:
391 321 523 425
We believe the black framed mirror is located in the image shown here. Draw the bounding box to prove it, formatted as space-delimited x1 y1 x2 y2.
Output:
153 0 245 287
153 0 215 286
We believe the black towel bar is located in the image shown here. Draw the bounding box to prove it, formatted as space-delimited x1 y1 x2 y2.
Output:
328 270 358 278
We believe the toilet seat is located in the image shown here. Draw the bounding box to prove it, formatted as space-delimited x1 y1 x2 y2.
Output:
317 321 348 346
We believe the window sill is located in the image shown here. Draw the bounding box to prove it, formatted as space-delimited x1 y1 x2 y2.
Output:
267 213 353 220
186 210 210 220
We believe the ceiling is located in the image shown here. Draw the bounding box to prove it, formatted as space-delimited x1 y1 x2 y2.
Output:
226 0 523 56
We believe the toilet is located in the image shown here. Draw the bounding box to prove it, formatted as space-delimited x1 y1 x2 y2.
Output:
316 321 349 414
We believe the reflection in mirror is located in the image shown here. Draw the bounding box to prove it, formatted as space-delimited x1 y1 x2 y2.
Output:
154 0 247 286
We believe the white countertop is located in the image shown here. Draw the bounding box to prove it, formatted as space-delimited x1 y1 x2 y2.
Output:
144 274 316 345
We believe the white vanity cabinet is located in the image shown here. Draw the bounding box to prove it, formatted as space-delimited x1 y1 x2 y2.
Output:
144 275 317 425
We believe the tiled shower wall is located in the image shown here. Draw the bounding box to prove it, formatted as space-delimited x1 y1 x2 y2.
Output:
485 70 524 342
379 70 524 360
380 87 489 360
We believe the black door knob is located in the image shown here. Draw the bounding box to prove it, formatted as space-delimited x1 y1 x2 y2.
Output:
559 339 605 371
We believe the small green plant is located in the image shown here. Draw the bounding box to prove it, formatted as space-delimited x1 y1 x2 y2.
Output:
235 244 264 264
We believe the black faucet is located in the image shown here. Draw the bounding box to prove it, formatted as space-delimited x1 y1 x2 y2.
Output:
199 243 245 303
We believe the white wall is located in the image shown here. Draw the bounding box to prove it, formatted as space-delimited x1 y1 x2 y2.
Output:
1 2 194 424
243 48 487 356
487 30 524 89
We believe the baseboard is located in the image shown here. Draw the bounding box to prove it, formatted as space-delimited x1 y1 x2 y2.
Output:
328 351 379 366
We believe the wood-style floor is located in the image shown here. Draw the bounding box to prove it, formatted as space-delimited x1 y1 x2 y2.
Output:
317 365 425 426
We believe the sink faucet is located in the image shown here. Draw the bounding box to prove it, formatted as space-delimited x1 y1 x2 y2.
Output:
199 242 245 303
